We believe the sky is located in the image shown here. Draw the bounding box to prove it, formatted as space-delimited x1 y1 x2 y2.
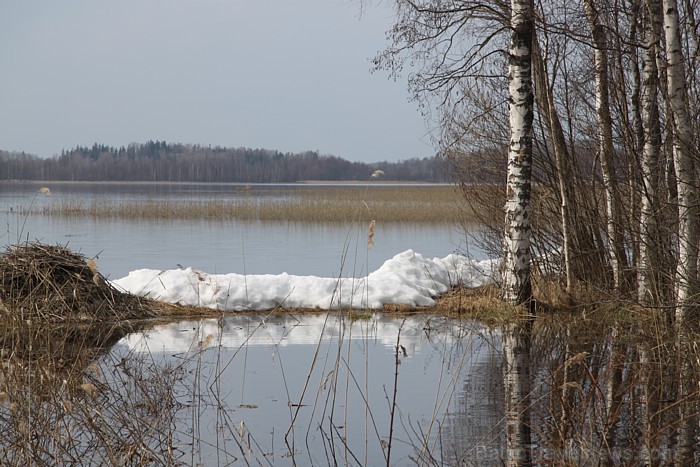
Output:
112 249 496 311
0 0 433 163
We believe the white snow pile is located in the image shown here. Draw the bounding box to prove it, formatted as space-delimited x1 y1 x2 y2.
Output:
111 249 496 311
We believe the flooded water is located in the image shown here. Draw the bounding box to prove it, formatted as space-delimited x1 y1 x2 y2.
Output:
1 182 699 465
113 314 502 466
1 314 699 466
0 181 473 279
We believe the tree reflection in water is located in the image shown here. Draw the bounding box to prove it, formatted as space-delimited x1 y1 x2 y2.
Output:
440 314 700 466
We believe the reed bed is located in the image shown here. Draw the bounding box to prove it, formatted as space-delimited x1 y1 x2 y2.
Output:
23 185 471 223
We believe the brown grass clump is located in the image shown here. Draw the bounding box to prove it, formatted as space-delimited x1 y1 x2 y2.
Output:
434 285 528 324
367 219 376 247
0 242 160 323
379 285 529 324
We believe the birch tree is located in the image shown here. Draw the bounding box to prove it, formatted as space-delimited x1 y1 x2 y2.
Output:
532 38 574 296
502 0 534 305
662 0 699 322
637 0 663 303
583 0 629 292
373 0 700 307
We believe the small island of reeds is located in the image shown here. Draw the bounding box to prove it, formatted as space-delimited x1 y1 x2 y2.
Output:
19 185 474 223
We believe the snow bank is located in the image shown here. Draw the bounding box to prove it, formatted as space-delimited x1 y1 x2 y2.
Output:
111 249 496 311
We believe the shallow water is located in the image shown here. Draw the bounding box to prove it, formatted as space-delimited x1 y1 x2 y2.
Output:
102 313 700 466
111 314 503 466
0 181 476 279
1 313 698 465
2 182 699 465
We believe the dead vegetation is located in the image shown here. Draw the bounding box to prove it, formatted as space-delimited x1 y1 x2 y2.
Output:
0 242 212 324
0 243 692 465
25 185 467 223
0 241 524 328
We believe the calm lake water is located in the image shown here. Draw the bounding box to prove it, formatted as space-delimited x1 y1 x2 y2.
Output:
0 181 476 279
112 314 503 466
2 313 698 465
1 182 698 465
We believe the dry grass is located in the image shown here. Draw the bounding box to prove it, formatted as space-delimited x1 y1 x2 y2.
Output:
432 285 529 324
377 285 528 325
0 303 695 465
24 185 469 223
0 241 663 328
0 319 185 465
0 239 695 465
0 242 216 324
0 243 152 323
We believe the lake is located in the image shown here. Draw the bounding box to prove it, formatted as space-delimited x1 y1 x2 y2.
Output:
1 313 697 465
0 181 477 279
115 314 503 466
0 181 698 465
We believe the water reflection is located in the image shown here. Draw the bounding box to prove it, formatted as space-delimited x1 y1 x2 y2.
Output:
0 321 151 465
528 318 700 466
117 314 501 466
0 314 699 465
502 321 532 466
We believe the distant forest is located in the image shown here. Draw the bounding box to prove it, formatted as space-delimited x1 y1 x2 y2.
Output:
0 141 452 183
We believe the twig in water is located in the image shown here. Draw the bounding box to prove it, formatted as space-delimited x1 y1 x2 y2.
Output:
386 319 405 466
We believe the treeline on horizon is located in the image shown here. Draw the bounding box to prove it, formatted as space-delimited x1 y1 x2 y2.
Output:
0 141 455 183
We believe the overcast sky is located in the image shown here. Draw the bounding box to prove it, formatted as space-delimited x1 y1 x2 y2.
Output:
0 0 433 163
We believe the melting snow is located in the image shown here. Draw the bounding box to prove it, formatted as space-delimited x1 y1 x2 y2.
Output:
112 249 496 311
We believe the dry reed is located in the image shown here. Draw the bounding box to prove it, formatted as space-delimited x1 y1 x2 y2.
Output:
0 319 186 465
0 242 216 324
23 185 469 223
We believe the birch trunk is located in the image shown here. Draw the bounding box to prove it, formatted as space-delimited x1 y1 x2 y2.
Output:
638 0 662 303
662 0 699 322
627 7 644 285
532 41 573 297
601 336 623 462
503 0 534 305
584 0 629 292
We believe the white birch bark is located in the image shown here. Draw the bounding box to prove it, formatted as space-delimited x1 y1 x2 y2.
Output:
675 330 697 464
503 0 534 305
638 0 662 303
532 41 573 297
584 0 629 292
629 9 644 284
636 344 652 465
662 0 699 321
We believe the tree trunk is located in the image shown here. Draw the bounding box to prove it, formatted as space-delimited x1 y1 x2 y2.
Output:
674 330 698 465
638 0 663 303
662 0 699 322
636 344 652 465
584 0 630 293
625 4 643 291
503 0 534 305
531 40 573 297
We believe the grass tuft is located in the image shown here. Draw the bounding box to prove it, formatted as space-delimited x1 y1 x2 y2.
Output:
434 285 527 324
